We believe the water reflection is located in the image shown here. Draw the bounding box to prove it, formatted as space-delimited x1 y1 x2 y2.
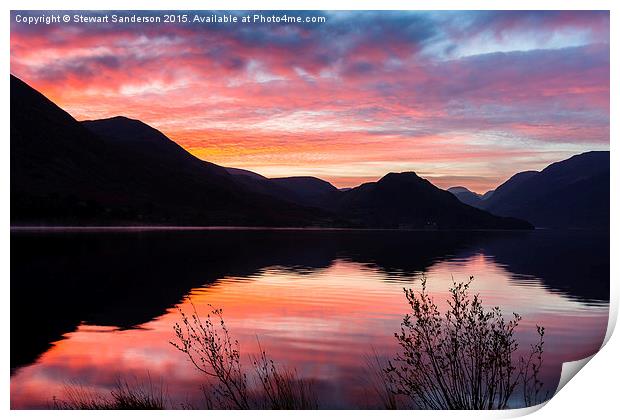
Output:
10 229 609 408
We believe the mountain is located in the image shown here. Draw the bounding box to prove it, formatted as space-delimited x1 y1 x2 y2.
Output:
10 75 531 230
334 172 532 229
223 170 530 229
11 76 111 222
82 116 232 180
270 176 340 207
481 190 495 201
481 171 538 211
225 167 267 180
482 152 609 228
223 168 339 208
447 186 486 208
11 75 328 226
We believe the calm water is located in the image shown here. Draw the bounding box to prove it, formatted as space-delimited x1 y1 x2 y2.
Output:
10 229 609 409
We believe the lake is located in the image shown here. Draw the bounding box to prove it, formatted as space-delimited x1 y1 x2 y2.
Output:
10 229 609 409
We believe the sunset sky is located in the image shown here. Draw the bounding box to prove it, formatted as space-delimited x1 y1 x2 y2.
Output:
10 11 610 192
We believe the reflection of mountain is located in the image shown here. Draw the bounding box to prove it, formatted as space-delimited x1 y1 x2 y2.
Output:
11 229 608 370
474 230 609 303
9 230 471 369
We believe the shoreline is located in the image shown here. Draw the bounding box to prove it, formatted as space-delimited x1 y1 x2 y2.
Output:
10 225 562 233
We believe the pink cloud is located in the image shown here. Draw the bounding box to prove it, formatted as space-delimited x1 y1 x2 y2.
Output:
10 11 609 191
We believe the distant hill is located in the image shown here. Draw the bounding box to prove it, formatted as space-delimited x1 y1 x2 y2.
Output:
225 167 267 180
270 176 340 207
481 171 538 211
447 186 488 209
223 168 339 208
481 190 495 200
334 172 532 229
482 152 609 228
227 170 530 229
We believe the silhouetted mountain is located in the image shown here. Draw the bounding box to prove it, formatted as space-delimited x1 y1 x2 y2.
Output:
11 75 330 227
10 75 531 230
481 190 495 200
11 76 110 220
225 167 267 180
335 172 532 229
482 152 609 228
482 171 538 210
233 170 531 229
82 116 232 179
447 186 486 208
270 176 340 207
225 165 341 207
223 168 339 208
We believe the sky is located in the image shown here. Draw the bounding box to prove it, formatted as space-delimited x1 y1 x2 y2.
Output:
10 10 610 192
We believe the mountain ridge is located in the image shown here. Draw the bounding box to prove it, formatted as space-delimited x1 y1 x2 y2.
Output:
11 75 332 227
334 172 531 229
481 151 609 228
447 186 492 209
10 74 534 230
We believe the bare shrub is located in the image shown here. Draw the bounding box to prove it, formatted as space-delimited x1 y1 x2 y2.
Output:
252 343 318 409
171 303 317 409
170 304 249 409
385 276 547 409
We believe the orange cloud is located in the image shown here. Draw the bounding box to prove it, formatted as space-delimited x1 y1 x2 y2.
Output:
10 11 610 192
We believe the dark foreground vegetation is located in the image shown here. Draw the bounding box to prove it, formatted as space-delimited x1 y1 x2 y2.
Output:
51 277 548 410
384 277 547 409
171 304 318 409
51 378 167 409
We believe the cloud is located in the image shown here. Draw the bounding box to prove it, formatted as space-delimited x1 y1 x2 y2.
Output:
10 10 609 191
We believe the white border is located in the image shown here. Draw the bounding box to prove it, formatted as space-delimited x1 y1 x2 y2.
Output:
2 1 617 419
0 1 617 10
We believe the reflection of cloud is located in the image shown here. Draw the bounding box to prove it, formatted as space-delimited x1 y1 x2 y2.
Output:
10 257 608 408
10 11 609 190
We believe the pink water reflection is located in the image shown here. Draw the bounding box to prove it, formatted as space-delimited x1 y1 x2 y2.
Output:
10 255 608 409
